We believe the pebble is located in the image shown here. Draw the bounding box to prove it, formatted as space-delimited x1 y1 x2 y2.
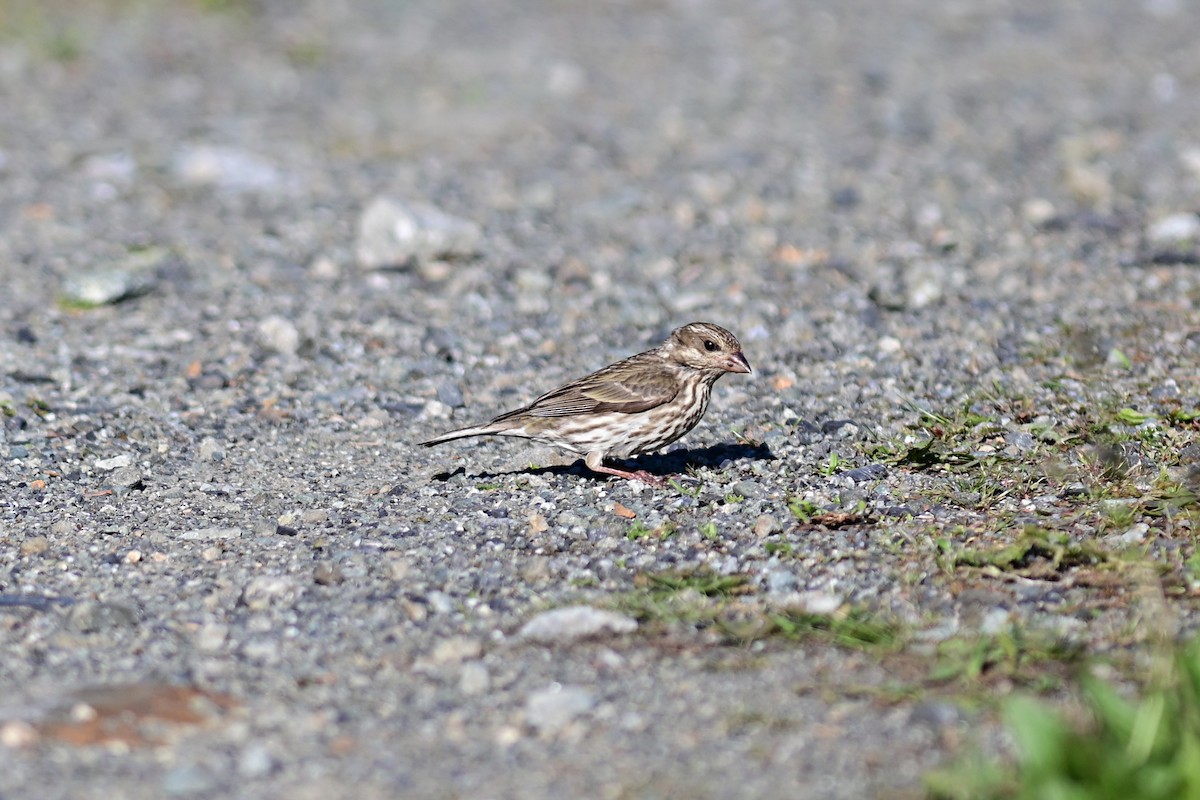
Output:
196 623 228 652
257 316 301 356
313 562 344 586
61 268 156 308
1147 212 1200 244
301 509 329 525
1021 197 1057 226
979 607 1012 636
19 536 49 556
170 144 281 192
517 606 638 643
459 662 491 695
426 591 455 615
181 527 243 541
877 336 904 355
237 744 276 779
796 591 843 616
843 464 887 482
765 569 798 595
242 638 283 664
1004 431 1037 453
66 600 140 632
437 381 465 408
425 636 484 666
0 720 39 748
909 701 964 729
1105 522 1149 547
731 480 760 498
752 515 778 537
107 465 143 489
525 684 595 734
355 197 482 269
239 576 301 610
94 454 133 471
198 438 225 462
163 764 219 795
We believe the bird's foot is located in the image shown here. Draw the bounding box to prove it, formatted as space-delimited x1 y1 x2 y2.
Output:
625 469 668 487
589 463 668 487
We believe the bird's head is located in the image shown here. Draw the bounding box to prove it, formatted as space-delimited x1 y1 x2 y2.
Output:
662 322 751 375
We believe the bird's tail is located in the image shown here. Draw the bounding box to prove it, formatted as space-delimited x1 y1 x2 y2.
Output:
419 423 511 447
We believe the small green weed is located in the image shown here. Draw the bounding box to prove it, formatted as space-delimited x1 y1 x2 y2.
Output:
787 497 818 523
819 452 845 476
928 636 1200 799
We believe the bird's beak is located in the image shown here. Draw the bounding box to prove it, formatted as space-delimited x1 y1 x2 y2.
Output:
725 351 752 374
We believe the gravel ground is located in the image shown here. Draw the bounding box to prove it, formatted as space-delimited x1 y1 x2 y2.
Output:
3 1 1200 797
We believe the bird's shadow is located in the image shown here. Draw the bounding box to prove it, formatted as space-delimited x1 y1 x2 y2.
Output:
432 441 775 484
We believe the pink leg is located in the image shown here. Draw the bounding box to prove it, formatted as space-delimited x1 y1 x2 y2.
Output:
585 453 667 486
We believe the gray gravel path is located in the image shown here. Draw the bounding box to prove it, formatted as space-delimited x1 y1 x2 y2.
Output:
3 1 1200 797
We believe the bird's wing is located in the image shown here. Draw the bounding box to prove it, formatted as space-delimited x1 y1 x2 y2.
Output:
494 354 678 419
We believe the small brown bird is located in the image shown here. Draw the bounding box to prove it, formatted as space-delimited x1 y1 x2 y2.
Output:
420 322 751 485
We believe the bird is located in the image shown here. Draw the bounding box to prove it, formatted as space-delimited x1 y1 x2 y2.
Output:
419 322 751 485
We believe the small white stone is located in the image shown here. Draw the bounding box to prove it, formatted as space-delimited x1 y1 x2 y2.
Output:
459 662 491 695
796 591 843 616
525 684 595 733
0 721 38 748
257 316 300 356
1148 213 1200 244
1021 198 1057 226
979 607 1012 636
198 437 224 462
877 336 903 354
517 606 637 643
180 527 243 541
239 575 300 610
94 454 133 471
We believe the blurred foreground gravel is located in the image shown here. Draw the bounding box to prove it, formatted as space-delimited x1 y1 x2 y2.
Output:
2 1 1200 797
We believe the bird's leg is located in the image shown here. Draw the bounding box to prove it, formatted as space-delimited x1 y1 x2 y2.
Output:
584 452 667 487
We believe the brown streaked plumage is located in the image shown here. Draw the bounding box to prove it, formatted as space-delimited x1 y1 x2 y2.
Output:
419 322 751 485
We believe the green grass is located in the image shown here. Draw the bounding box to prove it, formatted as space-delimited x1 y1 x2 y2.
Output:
945 527 1110 575
930 627 1084 688
928 636 1200 799
787 497 818 523
626 520 676 541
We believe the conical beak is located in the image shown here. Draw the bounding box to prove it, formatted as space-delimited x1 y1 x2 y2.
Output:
726 351 752 374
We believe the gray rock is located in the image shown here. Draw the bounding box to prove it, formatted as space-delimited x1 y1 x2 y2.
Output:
66 600 140 632
765 569 798 595
1004 431 1036 453
1148 212 1200 244
459 662 491 695
525 684 596 734
239 576 301 609
237 744 277 779
909 700 965 729
437 381 465 408
61 267 157 308
163 764 219 796
180 527 243 541
94 454 133 471
198 437 225 462
517 606 638 643
425 591 455 615
843 464 887 482
257 316 301 356
107 465 143 488
796 591 844 615
170 144 281 192
355 197 482 269
731 480 760 498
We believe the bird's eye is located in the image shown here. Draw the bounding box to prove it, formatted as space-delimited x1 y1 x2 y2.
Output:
703 340 718 352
